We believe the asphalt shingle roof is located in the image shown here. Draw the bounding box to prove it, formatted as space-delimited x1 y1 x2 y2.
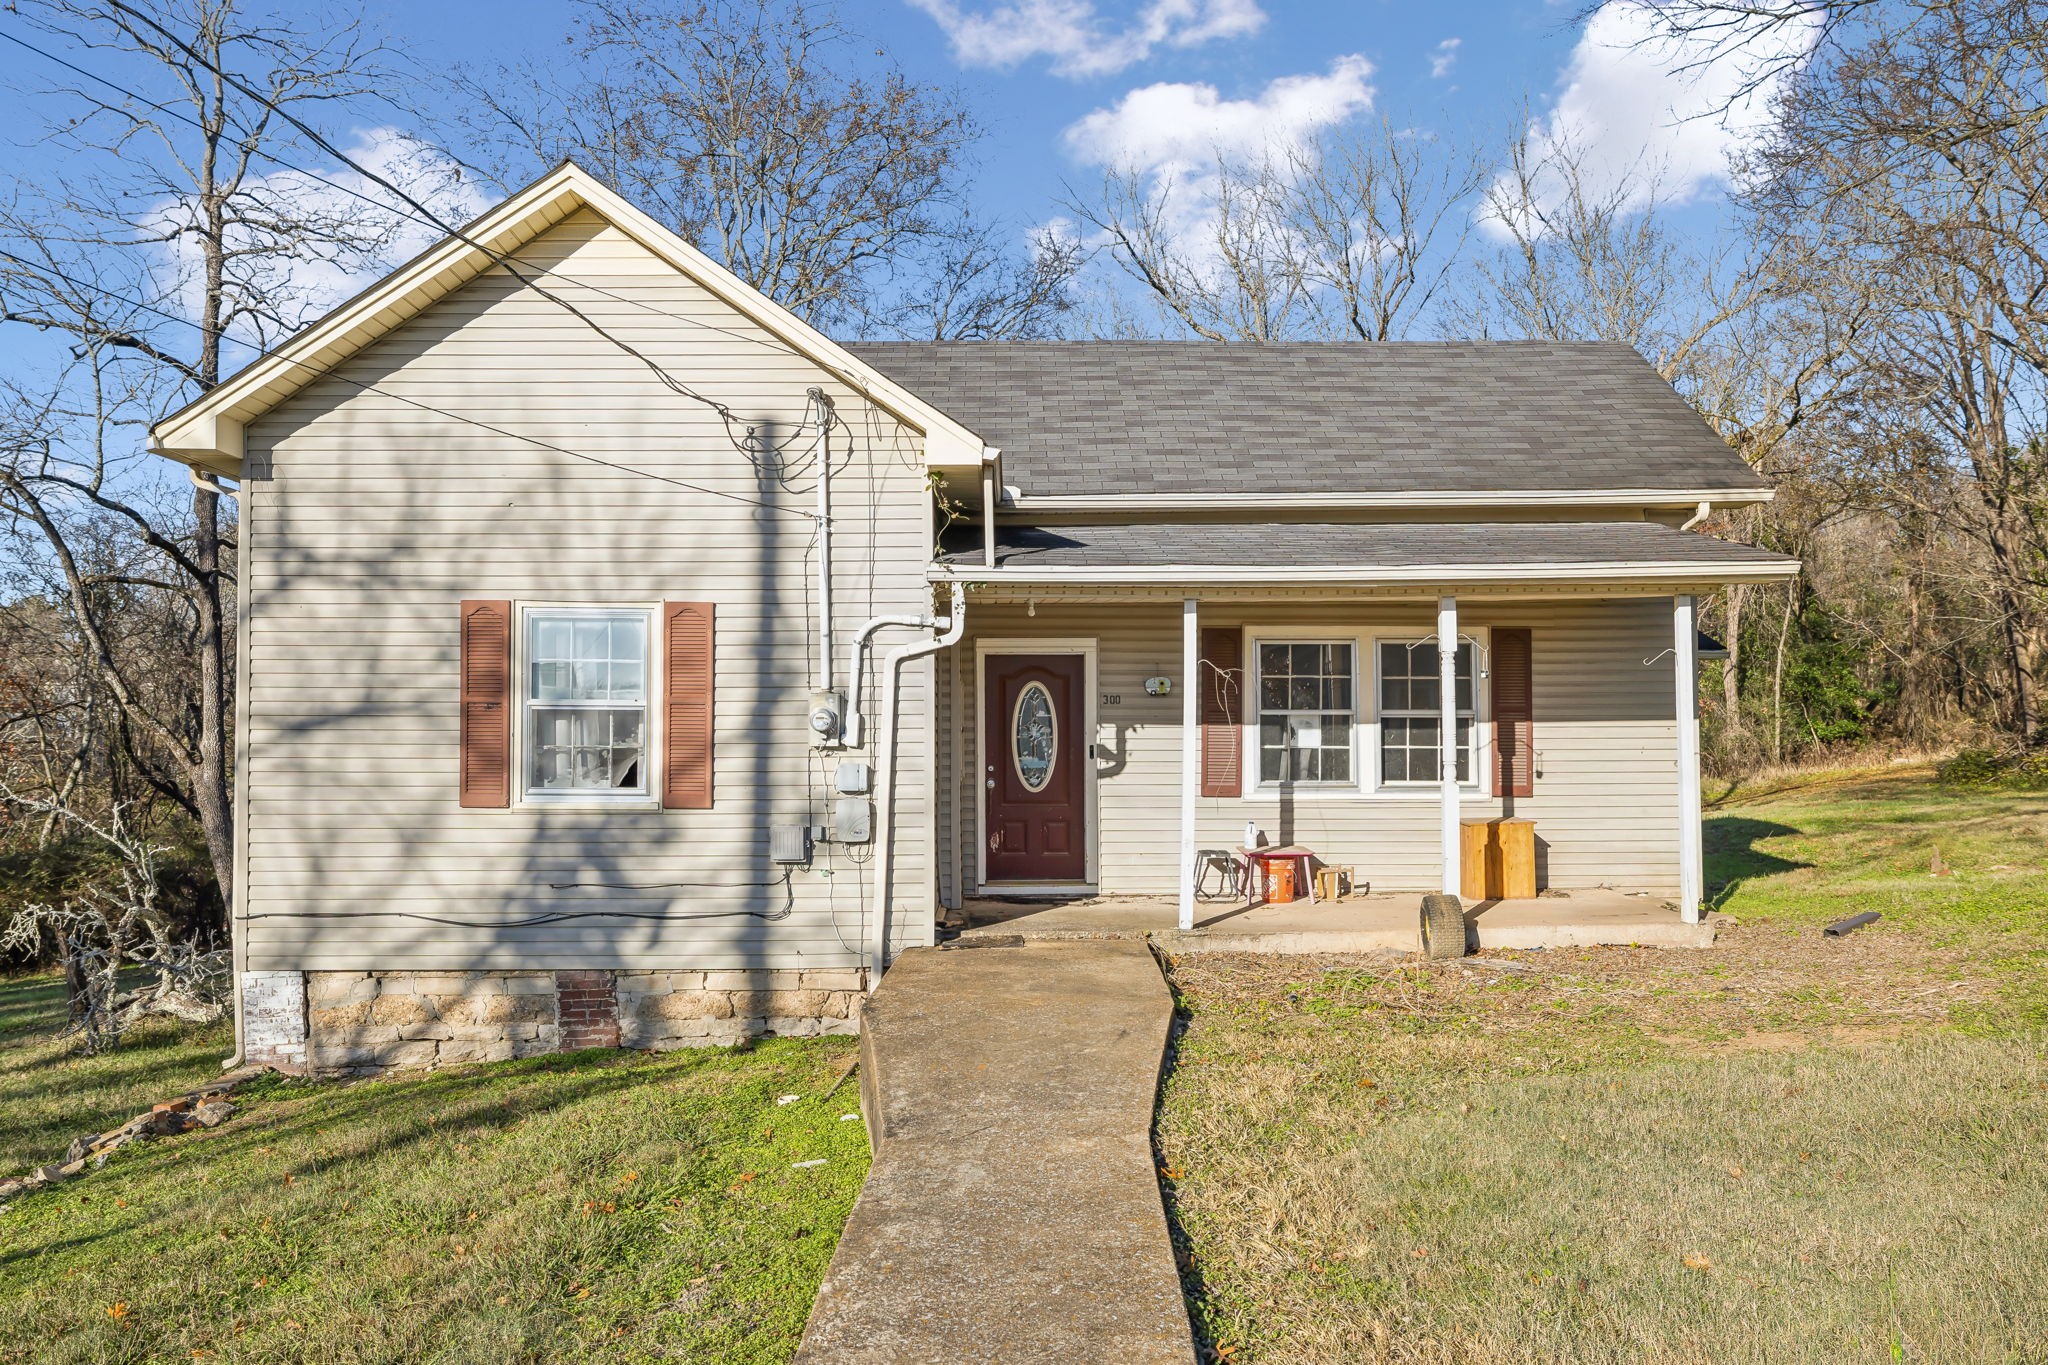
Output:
846 341 1766 499
938 521 1796 572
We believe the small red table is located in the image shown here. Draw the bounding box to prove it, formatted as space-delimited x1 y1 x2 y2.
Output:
1238 845 1316 910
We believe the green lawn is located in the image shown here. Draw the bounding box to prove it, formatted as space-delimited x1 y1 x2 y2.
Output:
1158 769 2048 1364
0 999 868 1364
4 767 2042 1363
0 975 234 1175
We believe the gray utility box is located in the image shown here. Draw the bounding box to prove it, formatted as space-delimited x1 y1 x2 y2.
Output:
832 798 873 844
834 761 872 795
769 825 813 864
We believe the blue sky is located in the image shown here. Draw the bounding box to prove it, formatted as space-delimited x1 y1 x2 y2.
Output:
366 0 1760 244
0 0 1805 363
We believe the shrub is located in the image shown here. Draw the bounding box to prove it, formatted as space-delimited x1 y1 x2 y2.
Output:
1938 748 2048 790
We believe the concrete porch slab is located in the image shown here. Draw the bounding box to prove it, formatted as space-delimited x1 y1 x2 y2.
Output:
956 889 1715 952
795 939 1192 1363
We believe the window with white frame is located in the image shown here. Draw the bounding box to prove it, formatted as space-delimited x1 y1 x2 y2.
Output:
524 608 652 798
1378 640 1476 785
1255 642 1356 785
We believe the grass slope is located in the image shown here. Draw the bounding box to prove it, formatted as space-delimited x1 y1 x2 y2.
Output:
0 975 232 1174
0 1026 868 1364
1158 770 2048 1363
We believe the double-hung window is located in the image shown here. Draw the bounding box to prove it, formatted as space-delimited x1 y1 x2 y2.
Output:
524 608 652 799
1255 642 1356 786
1378 640 1476 785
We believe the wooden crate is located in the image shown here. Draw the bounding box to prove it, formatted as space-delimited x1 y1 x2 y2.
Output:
1459 818 1536 900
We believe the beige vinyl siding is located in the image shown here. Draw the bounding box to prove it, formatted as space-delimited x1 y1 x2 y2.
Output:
952 596 1683 896
241 210 933 972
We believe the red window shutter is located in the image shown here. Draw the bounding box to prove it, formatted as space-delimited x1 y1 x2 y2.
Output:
458 600 512 808
663 602 715 809
1199 627 1243 798
1492 627 1534 799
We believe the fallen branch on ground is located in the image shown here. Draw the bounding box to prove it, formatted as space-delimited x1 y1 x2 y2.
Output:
0 1065 275 1205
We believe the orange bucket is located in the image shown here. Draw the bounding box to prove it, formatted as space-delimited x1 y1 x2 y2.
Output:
1266 859 1299 904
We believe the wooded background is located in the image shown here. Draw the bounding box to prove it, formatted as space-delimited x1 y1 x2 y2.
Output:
4 0 2044 963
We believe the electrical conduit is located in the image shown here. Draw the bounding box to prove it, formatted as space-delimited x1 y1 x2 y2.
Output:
868 583 965 982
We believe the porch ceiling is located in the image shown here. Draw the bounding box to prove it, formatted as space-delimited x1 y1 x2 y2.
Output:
933 520 1799 587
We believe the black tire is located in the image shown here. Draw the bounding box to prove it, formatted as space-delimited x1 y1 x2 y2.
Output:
1420 893 1468 960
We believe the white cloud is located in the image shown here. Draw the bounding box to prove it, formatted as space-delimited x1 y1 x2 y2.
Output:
1061 56 1374 279
1499 0 1816 227
144 127 497 347
907 0 1266 78
1429 37 1461 80
1063 55 1375 176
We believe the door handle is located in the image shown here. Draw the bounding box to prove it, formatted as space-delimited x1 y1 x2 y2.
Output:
986 779 995 789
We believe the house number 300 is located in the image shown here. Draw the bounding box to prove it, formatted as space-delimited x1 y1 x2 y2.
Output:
1100 692 1123 706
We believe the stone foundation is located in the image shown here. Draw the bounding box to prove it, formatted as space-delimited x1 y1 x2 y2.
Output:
615 969 866 1051
295 967 866 1073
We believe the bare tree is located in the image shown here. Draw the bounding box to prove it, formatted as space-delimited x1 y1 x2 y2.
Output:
1451 129 1764 377
1 791 227 1053
0 0 426 911
1741 0 2048 744
894 221 1084 342
1070 115 1486 343
1074 155 1310 342
448 0 1073 338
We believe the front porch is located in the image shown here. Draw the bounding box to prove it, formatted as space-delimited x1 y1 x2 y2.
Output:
951 889 1715 954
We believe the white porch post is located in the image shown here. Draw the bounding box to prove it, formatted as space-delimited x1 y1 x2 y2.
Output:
1438 595 1461 898
1179 597 1199 930
1674 594 1704 922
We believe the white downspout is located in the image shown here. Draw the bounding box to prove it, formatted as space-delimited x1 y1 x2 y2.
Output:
869 583 966 981
842 612 935 750
982 458 998 569
1679 499 1712 532
190 466 240 500
811 388 835 694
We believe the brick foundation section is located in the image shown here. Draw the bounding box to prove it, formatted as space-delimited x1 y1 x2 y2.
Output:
556 970 620 1050
303 967 866 1073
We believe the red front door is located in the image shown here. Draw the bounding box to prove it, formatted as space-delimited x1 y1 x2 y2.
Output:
984 654 1088 883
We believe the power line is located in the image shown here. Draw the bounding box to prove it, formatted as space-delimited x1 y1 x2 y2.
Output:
4 10 833 475
0 14 807 370
1 19 942 482
0 246 811 520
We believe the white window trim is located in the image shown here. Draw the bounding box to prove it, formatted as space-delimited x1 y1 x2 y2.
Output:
1374 635 1484 792
1246 637 1361 794
514 602 663 811
1237 625 1493 802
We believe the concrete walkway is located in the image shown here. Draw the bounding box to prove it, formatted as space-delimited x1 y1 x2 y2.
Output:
796 939 1193 1364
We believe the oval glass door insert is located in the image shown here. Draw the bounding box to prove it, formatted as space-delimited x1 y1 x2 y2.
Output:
1011 681 1057 792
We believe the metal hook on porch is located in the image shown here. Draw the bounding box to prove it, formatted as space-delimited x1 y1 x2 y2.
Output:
1643 648 1677 666
1415 631 1492 678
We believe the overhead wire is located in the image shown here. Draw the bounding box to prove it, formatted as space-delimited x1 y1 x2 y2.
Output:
0 20 870 487
0 246 807 519
6 14 950 943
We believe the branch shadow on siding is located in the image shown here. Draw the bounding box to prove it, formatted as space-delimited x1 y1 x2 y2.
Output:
244 368 898 987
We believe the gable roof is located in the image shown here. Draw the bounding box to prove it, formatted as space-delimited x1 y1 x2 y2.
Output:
148 162 990 477
847 341 1769 508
